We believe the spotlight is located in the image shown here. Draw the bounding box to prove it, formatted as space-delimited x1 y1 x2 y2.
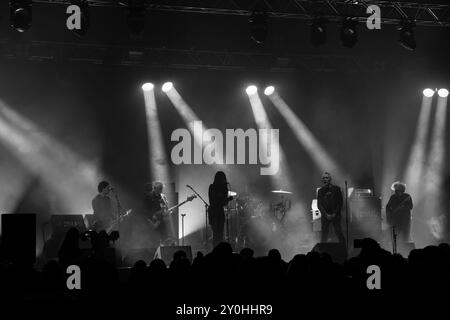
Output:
264 86 275 96
10 0 32 32
423 88 435 98
246 85 258 95
310 17 328 47
398 20 416 51
142 83 154 91
125 0 147 36
438 88 449 98
69 0 90 37
340 17 358 48
162 82 173 92
249 12 268 44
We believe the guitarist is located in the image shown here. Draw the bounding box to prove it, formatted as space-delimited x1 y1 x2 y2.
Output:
92 181 116 231
144 181 170 245
386 181 413 243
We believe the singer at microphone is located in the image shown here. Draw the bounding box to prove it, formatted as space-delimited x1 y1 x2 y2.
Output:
91 181 116 231
208 171 233 247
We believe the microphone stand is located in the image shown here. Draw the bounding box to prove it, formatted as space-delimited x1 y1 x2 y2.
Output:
187 185 209 248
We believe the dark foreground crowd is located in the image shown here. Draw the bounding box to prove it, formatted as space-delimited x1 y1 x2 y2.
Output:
1 227 449 316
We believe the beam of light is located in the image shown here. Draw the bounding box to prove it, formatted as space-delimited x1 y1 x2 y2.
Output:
267 91 347 183
0 100 102 214
403 95 433 203
246 90 314 255
438 88 449 98
422 94 448 244
142 82 154 91
246 85 258 95
246 89 291 189
423 88 435 98
162 82 173 93
164 87 224 239
0 154 32 213
142 84 171 183
165 86 224 165
264 86 275 96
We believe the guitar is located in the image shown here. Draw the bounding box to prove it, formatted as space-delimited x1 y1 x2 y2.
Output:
148 195 196 228
106 209 133 233
90 209 133 232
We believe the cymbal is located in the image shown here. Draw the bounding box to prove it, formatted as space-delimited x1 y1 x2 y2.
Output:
228 191 237 197
271 190 293 194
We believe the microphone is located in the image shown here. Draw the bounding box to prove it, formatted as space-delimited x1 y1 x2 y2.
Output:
186 184 193 189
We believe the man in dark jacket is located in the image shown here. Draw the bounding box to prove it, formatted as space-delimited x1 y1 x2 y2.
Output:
317 172 345 245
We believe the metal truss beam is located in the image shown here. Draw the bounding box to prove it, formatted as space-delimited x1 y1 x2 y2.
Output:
0 38 387 73
32 0 450 27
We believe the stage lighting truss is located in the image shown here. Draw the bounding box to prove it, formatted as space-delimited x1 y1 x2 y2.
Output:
33 0 450 27
0 39 388 72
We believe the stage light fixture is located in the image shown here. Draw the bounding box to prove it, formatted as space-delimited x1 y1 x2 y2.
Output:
423 88 435 98
70 0 90 37
246 85 258 95
162 82 173 92
125 0 147 36
10 0 32 32
340 17 358 48
438 89 449 98
398 20 416 51
249 12 268 44
142 83 154 91
310 17 328 47
264 86 275 96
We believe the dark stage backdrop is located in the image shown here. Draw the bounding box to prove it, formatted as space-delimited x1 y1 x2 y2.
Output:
0 61 449 255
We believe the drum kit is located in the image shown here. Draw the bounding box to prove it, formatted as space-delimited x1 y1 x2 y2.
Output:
224 189 293 249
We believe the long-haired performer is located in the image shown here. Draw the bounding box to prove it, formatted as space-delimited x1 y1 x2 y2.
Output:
386 181 413 243
208 171 233 248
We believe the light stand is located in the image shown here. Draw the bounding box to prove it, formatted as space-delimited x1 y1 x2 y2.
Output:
181 213 186 246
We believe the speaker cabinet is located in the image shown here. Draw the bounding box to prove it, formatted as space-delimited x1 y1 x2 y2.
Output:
1 213 36 264
349 197 382 243
153 245 192 265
